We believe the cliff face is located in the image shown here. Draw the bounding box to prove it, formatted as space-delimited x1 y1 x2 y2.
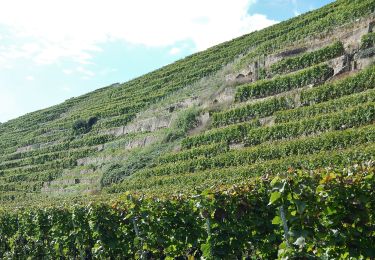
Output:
1 0 375 206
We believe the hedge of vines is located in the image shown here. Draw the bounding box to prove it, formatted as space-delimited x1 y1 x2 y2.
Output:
158 142 229 164
212 64 375 128
212 97 295 128
275 88 375 123
1 165 373 259
116 143 375 195
235 64 333 102
181 120 260 149
185 101 374 153
137 125 375 178
300 64 375 104
246 102 375 146
270 41 344 75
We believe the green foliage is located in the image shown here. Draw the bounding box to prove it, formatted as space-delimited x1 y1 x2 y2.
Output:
270 41 344 74
361 32 375 49
212 96 294 127
275 88 375 123
258 67 267 80
100 143 170 187
0 2 375 256
96 113 135 128
158 142 229 164
246 102 375 146
268 166 375 258
100 158 150 187
301 64 375 104
100 163 130 187
1 165 374 258
213 64 375 128
163 107 201 143
72 119 89 135
87 116 98 128
133 125 375 178
163 130 185 143
235 64 334 102
175 107 200 133
116 143 375 193
181 119 260 149
72 116 98 135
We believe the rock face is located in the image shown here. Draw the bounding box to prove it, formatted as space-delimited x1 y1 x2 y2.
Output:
260 116 275 127
124 116 172 134
214 88 235 104
354 47 375 69
102 115 172 137
277 47 308 58
124 135 158 150
188 112 210 136
16 144 39 153
328 55 349 76
77 155 115 166
41 177 98 193
80 169 94 175
199 113 210 126
167 97 200 113
16 141 59 153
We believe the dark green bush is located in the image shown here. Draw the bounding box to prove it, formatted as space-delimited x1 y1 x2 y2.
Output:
72 119 89 135
361 32 375 49
87 116 98 128
72 117 98 135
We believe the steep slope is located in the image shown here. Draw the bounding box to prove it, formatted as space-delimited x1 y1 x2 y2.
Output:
1 0 375 206
0 0 375 258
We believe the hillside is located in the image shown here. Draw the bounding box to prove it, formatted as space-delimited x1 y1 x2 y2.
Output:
1 0 375 258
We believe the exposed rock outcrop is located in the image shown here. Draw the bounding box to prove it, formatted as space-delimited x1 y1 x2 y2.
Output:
101 115 173 137
167 97 200 113
354 47 375 69
77 155 116 166
124 135 158 150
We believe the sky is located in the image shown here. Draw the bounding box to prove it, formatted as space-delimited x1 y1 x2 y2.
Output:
0 0 334 123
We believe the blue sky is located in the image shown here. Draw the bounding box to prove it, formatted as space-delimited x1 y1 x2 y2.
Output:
0 0 333 122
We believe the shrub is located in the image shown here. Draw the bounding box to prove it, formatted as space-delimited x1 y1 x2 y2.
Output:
72 119 89 135
360 32 375 49
175 108 200 133
163 108 201 143
87 116 98 128
72 117 98 135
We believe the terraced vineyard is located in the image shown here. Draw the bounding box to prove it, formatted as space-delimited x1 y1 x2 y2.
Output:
1 0 375 258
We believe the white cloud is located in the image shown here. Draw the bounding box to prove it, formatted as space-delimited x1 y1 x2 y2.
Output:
0 0 277 65
26 75 34 81
169 47 181 55
63 69 73 75
76 66 95 77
